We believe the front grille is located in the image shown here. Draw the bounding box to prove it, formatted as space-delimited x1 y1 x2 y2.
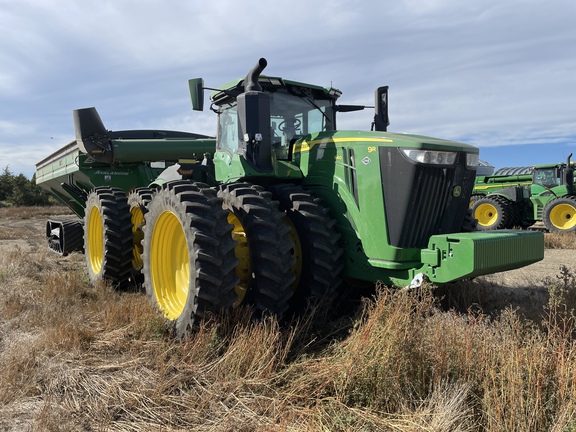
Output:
379 148 475 248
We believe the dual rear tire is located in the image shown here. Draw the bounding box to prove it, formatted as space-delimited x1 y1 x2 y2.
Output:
471 195 516 230
83 181 344 337
142 181 238 336
269 184 343 312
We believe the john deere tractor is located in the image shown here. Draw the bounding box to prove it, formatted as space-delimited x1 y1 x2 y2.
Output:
470 154 576 232
37 58 544 336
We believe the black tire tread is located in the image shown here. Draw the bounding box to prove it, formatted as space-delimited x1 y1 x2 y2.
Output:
142 181 238 336
218 182 295 316
46 219 84 256
127 187 155 275
84 187 133 288
469 194 485 208
269 183 344 312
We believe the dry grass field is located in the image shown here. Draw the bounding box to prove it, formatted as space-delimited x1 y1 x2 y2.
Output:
1 206 576 431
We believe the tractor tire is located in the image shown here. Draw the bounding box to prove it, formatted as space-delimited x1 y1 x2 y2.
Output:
469 194 485 209
461 209 478 232
84 187 134 288
128 187 155 280
543 196 576 233
269 183 344 313
471 196 514 230
142 181 238 337
218 182 295 316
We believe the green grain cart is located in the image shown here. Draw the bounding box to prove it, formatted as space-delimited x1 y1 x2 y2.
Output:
37 58 544 336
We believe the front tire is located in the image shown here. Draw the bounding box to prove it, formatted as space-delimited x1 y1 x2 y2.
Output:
543 196 576 233
83 187 133 288
142 181 238 337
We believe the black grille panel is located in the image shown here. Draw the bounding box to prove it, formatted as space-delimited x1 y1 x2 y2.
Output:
379 148 476 249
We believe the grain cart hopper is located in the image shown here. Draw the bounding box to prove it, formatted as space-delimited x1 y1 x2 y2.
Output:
37 58 544 337
36 119 216 258
471 172 533 204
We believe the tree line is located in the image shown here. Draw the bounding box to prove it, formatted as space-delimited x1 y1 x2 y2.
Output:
0 166 52 206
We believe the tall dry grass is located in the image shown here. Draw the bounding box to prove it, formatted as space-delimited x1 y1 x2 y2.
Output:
2 243 576 431
2 217 576 430
545 231 576 249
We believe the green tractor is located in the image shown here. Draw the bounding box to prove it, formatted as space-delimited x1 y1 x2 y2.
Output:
37 58 544 336
470 155 576 232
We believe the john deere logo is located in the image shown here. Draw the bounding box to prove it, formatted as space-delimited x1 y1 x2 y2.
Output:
453 186 462 197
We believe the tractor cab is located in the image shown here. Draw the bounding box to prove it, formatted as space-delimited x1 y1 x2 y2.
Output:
214 79 338 163
532 154 574 193
189 58 389 183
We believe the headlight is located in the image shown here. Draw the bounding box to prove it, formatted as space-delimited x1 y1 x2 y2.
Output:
466 153 479 169
401 149 457 166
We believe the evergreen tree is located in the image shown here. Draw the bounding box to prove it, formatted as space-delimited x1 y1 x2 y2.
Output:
0 166 13 201
0 166 52 206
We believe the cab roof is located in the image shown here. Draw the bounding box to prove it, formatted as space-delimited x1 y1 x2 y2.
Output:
210 75 342 104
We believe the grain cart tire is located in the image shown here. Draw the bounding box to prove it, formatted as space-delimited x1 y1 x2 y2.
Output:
269 183 344 313
218 182 295 316
84 187 133 288
128 187 155 281
142 181 238 337
471 196 514 230
543 196 576 233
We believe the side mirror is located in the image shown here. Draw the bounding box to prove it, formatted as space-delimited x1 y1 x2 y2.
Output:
188 78 204 111
566 153 574 190
373 86 389 132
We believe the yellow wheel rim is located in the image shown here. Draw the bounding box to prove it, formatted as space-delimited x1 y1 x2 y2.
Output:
228 213 250 307
475 202 498 227
131 206 145 270
87 206 104 275
150 211 189 320
285 217 302 291
549 203 576 230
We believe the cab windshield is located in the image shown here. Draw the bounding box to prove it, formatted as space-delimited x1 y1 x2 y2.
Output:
533 168 560 188
217 87 335 160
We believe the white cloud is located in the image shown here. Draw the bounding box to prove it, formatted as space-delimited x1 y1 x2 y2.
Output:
0 0 574 176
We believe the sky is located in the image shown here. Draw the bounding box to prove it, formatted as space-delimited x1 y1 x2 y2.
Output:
0 0 575 178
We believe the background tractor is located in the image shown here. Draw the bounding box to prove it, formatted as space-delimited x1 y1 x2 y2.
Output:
470 154 576 232
37 58 544 337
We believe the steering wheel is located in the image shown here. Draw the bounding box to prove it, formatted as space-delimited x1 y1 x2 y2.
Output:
278 118 301 132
